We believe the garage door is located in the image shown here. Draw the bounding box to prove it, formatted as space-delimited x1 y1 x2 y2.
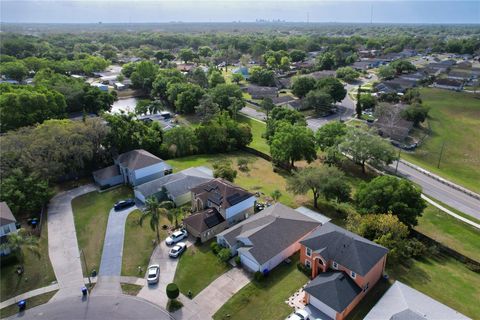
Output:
134 189 145 203
240 254 259 272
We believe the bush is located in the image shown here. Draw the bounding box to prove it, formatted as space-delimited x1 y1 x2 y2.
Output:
218 248 231 262
466 262 480 274
234 256 241 266
254 271 264 282
407 238 427 259
166 283 179 300
210 242 221 254
166 299 183 312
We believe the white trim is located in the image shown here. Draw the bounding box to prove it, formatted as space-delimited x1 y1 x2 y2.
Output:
332 261 338 269
305 260 311 268
306 247 312 257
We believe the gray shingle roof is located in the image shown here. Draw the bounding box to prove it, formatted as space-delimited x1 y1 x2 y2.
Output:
364 281 471 320
191 178 254 211
304 272 362 313
300 222 388 276
0 202 16 226
218 203 321 265
183 208 225 233
93 165 121 181
117 149 165 170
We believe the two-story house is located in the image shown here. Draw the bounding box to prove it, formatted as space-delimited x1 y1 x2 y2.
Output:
183 179 255 243
0 202 18 256
93 149 173 188
299 222 388 320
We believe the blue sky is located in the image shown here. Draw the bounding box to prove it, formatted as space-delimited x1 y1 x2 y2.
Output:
1 1 479 24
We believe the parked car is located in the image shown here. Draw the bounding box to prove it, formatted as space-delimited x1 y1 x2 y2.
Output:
147 264 160 284
114 199 135 211
285 309 310 320
169 242 187 258
165 229 188 245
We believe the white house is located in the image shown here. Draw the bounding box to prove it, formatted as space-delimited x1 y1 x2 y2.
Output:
0 202 18 256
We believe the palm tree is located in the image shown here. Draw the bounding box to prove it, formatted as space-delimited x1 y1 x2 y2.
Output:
270 189 282 202
167 207 185 229
0 229 40 259
140 196 174 242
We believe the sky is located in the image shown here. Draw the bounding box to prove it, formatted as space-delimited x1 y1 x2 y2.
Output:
1 0 479 24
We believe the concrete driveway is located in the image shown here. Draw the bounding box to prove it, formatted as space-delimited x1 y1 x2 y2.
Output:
47 184 97 301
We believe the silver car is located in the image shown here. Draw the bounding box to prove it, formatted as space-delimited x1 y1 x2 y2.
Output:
147 264 160 285
286 309 310 320
165 229 188 246
169 242 187 258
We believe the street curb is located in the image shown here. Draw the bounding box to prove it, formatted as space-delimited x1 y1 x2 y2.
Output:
399 160 480 200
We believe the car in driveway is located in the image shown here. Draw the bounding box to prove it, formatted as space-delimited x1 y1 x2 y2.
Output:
114 199 135 211
165 229 188 246
147 264 160 284
285 309 310 320
168 242 187 258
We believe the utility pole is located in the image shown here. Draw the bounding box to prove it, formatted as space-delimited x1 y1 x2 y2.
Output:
437 141 446 169
395 148 401 175
81 249 92 288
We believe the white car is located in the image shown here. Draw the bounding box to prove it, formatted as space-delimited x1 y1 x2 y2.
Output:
168 242 187 258
165 229 188 246
285 309 310 320
147 264 160 285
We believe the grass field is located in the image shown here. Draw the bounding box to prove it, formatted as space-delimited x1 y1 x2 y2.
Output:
72 186 133 276
174 241 230 297
121 209 170 276
0 290 57 318
401 88 480 193
415 204 480 262
0 216 56 302
213 254 308 320
237 114 270 155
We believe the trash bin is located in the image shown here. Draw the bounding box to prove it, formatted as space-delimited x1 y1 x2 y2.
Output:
17 300 26 311
82 287 88 296
91 269 97 277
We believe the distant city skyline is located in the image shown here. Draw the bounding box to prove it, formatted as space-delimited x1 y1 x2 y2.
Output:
1 1 479 24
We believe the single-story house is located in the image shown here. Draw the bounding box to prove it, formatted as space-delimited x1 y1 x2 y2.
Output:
246 85 278 100
399 71 427 82
216 203 326 273
271 95 296 106
300 222 388 320
447 70 472 81
374 107 414 142
93 149 172 188
304 70 336 80
375 78 417 94
0 202 18 256
434 78 464 91
184 179 256 242
134 166 213 205
364 281 470 320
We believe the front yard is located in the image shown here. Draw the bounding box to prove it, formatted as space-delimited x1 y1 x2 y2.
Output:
174 241 230 297
72 186 133 276
213 254 308 320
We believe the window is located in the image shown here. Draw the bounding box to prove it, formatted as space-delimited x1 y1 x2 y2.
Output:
332 261 338 269
306 247 312 257
363 283 369 292
305 260 311 268
351 271 356 278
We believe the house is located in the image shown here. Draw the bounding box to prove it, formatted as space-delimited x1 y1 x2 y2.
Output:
114 82 126 90
374 105 414 142
399 71 427 82
434 78 464 91
93 149 172 188
271 95 296 106
364 281 470 320
245 85 278 100
216 203 327 272
447 70 472 81
300 222 388 320
0 202 18 256
303 70 336 80
91 82 108 92
184 179 256 243
134 167 213 205
375 78 417 94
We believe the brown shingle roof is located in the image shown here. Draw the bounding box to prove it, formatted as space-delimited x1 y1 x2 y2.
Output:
183 208 225 233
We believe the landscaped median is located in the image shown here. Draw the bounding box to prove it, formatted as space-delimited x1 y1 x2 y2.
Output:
72 186 133 276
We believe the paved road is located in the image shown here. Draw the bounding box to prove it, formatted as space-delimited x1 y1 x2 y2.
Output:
240 105 267 122
392 161 480 220
9 294 172 320
47 184 96 302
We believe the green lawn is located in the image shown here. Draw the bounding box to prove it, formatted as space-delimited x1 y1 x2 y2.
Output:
415 204 480 262
0 216 56 302
72 186 133 276
174 241 230 297
213 254 308 320
120 283 143 296
237 114 270 155
122 209 170 276
401 88 480 193
0 290 57 318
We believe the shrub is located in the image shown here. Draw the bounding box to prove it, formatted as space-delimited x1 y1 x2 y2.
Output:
407 238 427 259
210 242 221 254
166 283 179 300
218 248 231 262
297 262 312 277
466 262 480 274
254 271 264 282
234 256 241 266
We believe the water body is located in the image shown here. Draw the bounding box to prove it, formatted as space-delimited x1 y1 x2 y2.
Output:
111 97 138 114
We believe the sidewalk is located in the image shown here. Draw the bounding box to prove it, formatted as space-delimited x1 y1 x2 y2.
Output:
0 284 59 309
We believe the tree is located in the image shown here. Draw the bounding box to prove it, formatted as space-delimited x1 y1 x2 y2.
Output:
291 76 316 98
0 169 53 215
198 46 213 57
129 61 159 93
355 176 426 227
336 67 360 83
339 127 396 173
208 70 225 88
270 122 316 169
163 127 198 158
0 61 28 81
287 166 351 209
378 65 396 80
356 86 362 118
190 68 209 88
316 52 336 70
249 66 275 86
390 60 416 74
213 160 237 182
260 97 275 119
228 97 244 120
231 73 244 85
280 56 291 72
175 84 205 114
401 103 429 127
270 189 282 202
359 94 377 110
315 121 347 151
195 94 220 123
0 229 40 260
167 207 184 229
140 197 174 242
179 48 196 63
303 89 334 115
316 77 346 103
209 84 243 110
289 49 306 62
154 50 175 61
265 106 306 140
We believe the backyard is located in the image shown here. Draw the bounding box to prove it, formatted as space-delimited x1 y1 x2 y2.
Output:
173 241 230 297
401 88 480 193
237 114 270 155
72 186 133 276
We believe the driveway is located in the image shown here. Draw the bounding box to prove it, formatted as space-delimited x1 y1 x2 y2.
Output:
240 105 267 121
47 184 97 301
